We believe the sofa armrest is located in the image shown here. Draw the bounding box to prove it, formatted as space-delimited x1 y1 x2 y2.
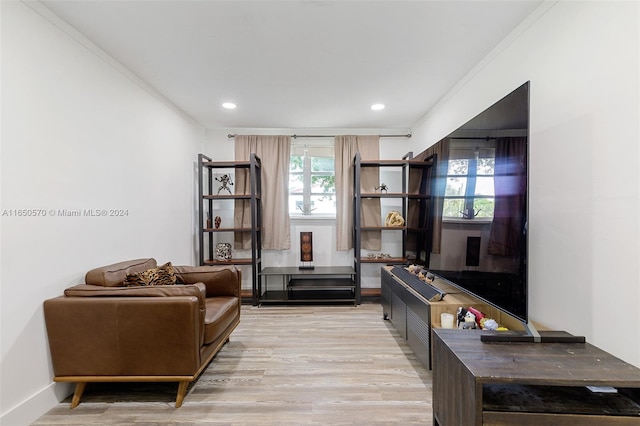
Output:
44 295 203 377
85 258 157 287
174 265 241 298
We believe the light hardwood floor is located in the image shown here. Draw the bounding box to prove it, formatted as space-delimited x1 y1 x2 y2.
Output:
33 304 433 425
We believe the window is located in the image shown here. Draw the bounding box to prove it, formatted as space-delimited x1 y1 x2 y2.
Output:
443 142 495 219
289 140 336 216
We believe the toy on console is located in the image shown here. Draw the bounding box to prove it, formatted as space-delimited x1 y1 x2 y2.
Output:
467 306 485 328
456 306 504 330
462 311 477 329
456 307 467 328
480 318 499 330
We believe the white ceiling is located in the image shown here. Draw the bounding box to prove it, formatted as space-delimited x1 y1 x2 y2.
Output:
40 0 542 130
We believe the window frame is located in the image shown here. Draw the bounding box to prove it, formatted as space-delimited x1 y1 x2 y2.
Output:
289 139 336 218
443 143 496 220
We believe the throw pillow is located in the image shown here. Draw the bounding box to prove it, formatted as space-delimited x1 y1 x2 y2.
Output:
124 262 177 286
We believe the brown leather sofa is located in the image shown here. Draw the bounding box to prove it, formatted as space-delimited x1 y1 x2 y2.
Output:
43 258 241 408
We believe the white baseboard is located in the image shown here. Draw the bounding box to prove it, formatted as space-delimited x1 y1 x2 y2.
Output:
1 382 72 426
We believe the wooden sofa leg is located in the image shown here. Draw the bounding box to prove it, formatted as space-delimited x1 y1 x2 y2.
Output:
175 381 190 408
70 382 87 409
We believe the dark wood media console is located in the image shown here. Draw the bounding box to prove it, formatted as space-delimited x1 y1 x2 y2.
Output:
380 266 526 370
432 329 640 425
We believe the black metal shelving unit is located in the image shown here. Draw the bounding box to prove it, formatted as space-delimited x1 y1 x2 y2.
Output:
198 153 262 305
353 151 436 304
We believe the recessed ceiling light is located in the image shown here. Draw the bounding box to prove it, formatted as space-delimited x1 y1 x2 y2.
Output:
222 102 237 109
371 103 385 111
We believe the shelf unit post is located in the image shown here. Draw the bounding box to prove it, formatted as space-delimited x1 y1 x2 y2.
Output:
197 154 211 266
353 151 435 301
414 153 437 266
249 153 262 306
353 152 363 304
207 162 214 263
401 151 413 261
197 153 262 306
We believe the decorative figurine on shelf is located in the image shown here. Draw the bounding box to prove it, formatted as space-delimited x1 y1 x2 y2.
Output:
299 232 314 270
215 243 232 261
375 183 388 193
214 216 221 229
385 211 405 227
215 174 234 194
366 252 392 259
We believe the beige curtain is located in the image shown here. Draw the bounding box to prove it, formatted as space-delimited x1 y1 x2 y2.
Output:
234 135 291 250
488 137 527 256
335 135 380 251
407 138 449 254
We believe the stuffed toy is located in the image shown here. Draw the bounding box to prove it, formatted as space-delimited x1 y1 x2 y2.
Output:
456 307 467 328
463 311 477 329
457 306 503 330
480 318 499 331
467 306 486 328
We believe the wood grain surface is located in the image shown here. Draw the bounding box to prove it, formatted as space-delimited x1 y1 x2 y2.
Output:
34 304 433 425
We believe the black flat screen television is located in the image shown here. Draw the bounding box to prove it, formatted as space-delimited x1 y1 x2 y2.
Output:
421 82 530 324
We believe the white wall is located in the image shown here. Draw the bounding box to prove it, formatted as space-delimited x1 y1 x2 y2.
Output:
430 222 518 273
0 2 204 424
4 2 638 423
204 128 412 290
411 1 640 366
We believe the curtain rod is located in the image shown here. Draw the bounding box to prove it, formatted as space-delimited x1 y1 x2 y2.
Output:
227 133 411 139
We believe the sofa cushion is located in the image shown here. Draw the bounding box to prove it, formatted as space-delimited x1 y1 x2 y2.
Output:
125 262 177 287
174 265 240 297
64 282 205 299
85 258 157 287
203 296 238 345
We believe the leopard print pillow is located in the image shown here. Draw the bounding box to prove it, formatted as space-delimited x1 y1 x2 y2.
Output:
124 262 177 286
